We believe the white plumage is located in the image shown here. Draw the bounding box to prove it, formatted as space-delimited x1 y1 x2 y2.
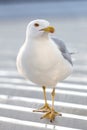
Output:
17 19 72 87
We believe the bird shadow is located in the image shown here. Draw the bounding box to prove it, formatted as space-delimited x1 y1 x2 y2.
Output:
40 116 60 130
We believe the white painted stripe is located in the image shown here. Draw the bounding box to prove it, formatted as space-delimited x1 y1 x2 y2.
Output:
0 75 87 85
62 113 87 120
0 70 18 76
0 83 87 97
0 82 87 91
0 95 87 110
0 116 80 130
0 103 87 121
58 83 87 90
0 103 32 113
74 65 87 71
66 76 87 83
0 78 27 84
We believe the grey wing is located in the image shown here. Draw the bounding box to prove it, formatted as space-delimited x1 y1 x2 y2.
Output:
51 37 73 65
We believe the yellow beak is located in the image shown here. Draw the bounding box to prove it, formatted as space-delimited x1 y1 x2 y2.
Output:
40 26 55 33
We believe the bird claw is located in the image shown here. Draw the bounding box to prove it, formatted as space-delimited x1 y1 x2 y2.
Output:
33 103 51 113
41 109 62 122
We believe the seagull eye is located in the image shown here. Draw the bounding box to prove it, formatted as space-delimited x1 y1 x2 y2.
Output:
34 23 39 27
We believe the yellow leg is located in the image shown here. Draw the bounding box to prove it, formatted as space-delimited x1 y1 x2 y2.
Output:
41 88 62 122
33 86 51 112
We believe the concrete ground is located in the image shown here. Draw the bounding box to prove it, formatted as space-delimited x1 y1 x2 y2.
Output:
0 1 87 130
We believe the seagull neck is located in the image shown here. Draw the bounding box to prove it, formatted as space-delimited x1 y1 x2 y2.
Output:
35 35 49 41
26 35 49 43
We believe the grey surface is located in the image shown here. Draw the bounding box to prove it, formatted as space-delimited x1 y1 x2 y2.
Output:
0 0 86 4
0 1 87 19
0 1 87 130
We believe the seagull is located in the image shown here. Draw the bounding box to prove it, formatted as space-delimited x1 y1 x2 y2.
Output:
16 19 73 122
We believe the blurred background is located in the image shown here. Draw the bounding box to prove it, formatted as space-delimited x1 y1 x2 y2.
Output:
0 0 87 130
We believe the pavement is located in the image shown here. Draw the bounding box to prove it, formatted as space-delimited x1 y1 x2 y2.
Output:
0 1 87 130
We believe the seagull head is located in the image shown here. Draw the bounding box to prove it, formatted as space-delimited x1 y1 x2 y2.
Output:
26 19 55 39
